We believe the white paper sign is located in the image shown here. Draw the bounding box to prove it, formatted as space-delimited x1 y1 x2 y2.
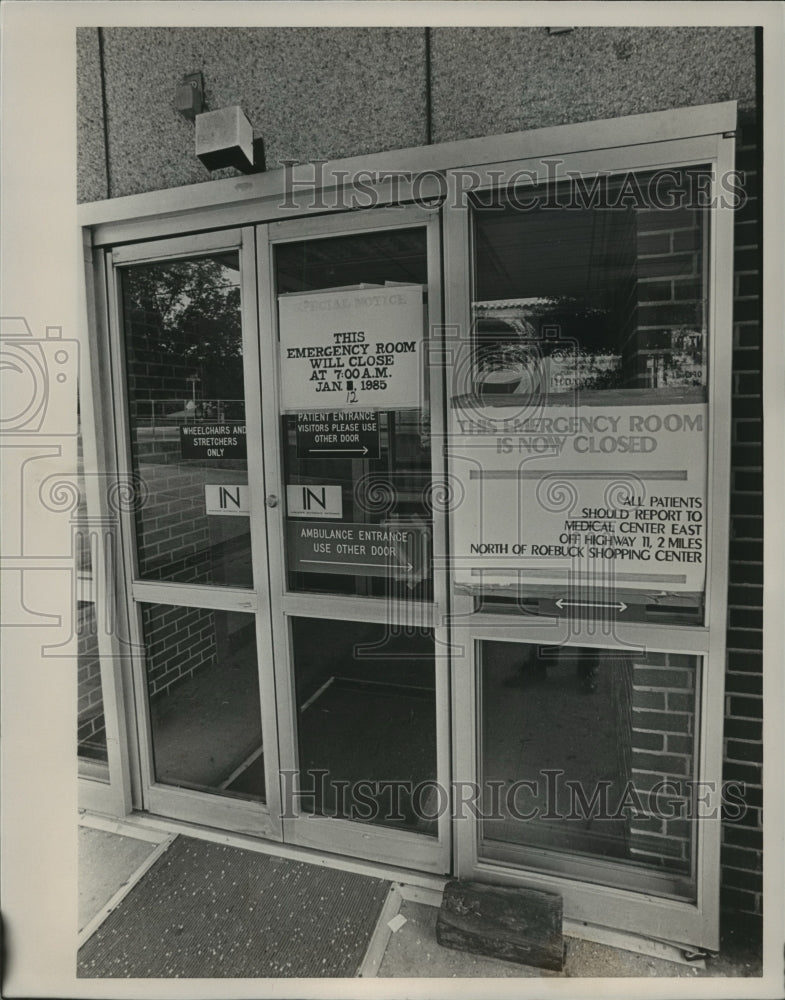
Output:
452 401 707 594
286 484 343 519
205 484 250 516
278 284 423 411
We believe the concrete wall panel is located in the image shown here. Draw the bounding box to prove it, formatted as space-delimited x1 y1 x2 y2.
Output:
94 27 427 200
430 27 756 143
76 28 108 203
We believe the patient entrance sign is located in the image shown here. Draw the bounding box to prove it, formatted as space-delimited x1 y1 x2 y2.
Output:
295 411 380 459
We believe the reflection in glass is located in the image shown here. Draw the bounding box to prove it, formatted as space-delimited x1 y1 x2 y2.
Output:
480 640 698 896
472 168 709 396
291 618 437 835
122 253 252 587
282 410 433 599
76 409 108 772
142 604 265 802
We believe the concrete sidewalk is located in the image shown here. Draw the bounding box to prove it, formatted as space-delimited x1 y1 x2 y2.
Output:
78 818 763 981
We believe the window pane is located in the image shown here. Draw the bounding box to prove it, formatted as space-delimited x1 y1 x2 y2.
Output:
275 230 433 601
472 168 708 393
122 254 252 587
76 409 108 773
142 604 265 802
479 639 698 897
457 168 711 624
77 601 108 767
291 617 437 835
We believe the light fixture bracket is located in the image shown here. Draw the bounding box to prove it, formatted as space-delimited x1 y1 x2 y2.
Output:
175 72 205 121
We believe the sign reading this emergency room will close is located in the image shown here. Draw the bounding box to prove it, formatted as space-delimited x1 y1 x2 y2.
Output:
451 401 708 594
278 285 424 411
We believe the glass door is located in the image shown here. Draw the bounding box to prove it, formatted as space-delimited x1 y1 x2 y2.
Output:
257 206 451 874
108 229 283 839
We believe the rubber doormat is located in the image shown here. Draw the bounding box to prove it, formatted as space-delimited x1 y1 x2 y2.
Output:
78 836 390 978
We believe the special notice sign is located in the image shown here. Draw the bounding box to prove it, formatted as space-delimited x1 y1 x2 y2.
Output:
278 285 424 412
451 401 708 594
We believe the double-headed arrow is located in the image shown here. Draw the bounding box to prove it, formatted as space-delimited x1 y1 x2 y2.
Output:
555 598 628 613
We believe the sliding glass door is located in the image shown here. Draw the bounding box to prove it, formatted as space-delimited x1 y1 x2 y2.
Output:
257 206 451 873
107 230 283 838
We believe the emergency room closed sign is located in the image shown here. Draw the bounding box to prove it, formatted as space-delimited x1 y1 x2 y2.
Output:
452 401 708 594
278 285 423 411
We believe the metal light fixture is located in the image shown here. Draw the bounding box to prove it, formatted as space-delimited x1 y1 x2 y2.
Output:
174 71 261 174
195 106 256 173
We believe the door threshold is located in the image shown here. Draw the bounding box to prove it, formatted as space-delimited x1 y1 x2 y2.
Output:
79 808 449 894
563 918 707 969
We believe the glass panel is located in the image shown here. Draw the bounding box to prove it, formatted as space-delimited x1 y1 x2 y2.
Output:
479 639 698 896
291 618 437 835
77 600 108 768
472 168 708 393
275 229 433 601
76 406 108 773
76 398 91 575
142 604 265 802
457 167 710 624
122 253 252 587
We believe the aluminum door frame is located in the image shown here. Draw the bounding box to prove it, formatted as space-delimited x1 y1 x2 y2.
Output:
256 204 452 874
99 228 284 839
442 129 736 951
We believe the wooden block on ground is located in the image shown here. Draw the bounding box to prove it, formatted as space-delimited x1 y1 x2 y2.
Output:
436 879 564 971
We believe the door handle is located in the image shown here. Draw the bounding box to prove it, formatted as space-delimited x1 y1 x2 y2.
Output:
265 494 279 508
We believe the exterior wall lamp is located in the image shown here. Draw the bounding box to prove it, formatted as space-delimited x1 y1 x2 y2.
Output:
195 106 257 173
174 71 262 174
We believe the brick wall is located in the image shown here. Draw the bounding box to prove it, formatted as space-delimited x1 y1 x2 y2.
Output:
127 325 220 701
612 656 633 854
720 110 763 933
125 327 215 585
132 434 214 583
628 652 696 874
620 132 765 934
142 602 217 699
77 601 107 761
634 181 706 389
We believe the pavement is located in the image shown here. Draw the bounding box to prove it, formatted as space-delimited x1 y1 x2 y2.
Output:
78 818 763 982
